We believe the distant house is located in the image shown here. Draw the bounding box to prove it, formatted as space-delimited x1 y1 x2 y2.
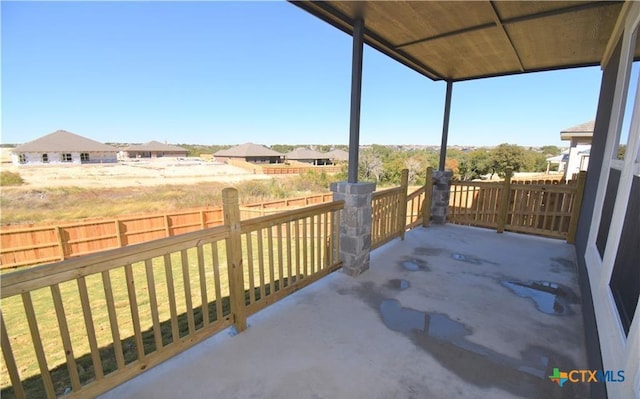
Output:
545 151 568 174
285 148 331 165
560 121 593 180
213 143 283 164
11 130 118 165
124 141 188 158
325 149 349 163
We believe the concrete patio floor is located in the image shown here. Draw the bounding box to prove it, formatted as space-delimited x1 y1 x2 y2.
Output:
100 224 590 399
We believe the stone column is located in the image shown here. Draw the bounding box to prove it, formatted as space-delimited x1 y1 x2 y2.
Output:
330 181 376 277
430 170 453 224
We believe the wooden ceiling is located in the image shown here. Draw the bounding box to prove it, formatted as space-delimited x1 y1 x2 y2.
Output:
292 1 626 81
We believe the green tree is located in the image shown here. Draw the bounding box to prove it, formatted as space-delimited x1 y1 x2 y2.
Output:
540 145 561 156
270 144 295 154
458 149 492 180
489 143 527 177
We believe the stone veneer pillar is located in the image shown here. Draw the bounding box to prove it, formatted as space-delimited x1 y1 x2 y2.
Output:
430 170 453 224
330 181 376 277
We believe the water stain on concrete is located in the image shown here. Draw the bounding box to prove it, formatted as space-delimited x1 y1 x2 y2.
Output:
378 298 585 398
451 253 499 265
549 257 577 274
399 258 430 272
414 247 443 256
500 280 579 316
385 279 410 290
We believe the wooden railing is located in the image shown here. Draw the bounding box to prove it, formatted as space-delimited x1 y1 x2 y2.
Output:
0 190 343 399
405 168 433 230
371 170 409 250
1 193 334 270
448 171 586 242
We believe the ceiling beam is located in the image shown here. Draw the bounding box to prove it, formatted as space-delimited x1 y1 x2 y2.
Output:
290 1 444 80
395 1 619 51
488 1 524 72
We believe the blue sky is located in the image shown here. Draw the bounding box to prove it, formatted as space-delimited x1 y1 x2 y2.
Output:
2 1 608 147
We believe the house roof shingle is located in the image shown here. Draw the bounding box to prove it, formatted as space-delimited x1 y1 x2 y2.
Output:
325 149 349 161
560 121 595 134
214 143 283 157
125 141 188 152
560 120 594 141
13 130 119 153
285 147 328 160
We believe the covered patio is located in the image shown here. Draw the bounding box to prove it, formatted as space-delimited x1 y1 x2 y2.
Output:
1 2 638 399
100 225 589 399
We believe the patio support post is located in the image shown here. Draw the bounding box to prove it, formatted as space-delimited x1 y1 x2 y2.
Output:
348 18 365 183
331 181 376 277
439 81 453 171
422 167 434 227
430 169 453 224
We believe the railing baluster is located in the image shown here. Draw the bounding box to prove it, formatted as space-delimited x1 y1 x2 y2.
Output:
294 220 301 282
309 215 315 275
163 254 180 343
124 264 145 361
211 243 223 321
316 213 322 272
256 229 266 301
196 245 209 327
286 222 293 284
302 218 308 277
245 233 256 304
50 283 82 391
323 212 329 267
277 224 284 289
22 291 56 398
180 250 196 335
1 311 26 399
144 259 163 350
102 270 125 369
77 276 104 380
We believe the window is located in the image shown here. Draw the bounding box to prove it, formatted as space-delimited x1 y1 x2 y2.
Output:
61 153 72 162
80 153 90 162
18 154 26 164
42 154 48 163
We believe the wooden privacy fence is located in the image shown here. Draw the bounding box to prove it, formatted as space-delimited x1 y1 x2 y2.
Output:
261 165 342 175
0 190 343 399
448 171 586 242
0 193 334 270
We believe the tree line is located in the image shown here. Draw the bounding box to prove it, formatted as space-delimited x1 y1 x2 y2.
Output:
355 143 563 185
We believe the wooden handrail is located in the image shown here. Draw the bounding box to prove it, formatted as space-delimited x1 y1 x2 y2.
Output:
240 200 344 232
1 225 230 297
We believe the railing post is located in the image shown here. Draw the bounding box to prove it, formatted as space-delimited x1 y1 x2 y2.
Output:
398 169 409 239
566 171 587 244
114 220 124 248
497 168 513 234
163 214 171 237
222 188 247 333
55 226 67 261
422 167 434 227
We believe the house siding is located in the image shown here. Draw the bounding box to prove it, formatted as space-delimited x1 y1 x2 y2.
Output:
11 151 118 165
574 38 621 399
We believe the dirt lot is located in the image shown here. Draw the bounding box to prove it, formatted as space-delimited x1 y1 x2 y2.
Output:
2 159 271 189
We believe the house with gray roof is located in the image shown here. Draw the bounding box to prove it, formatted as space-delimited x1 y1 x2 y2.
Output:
285 147 331 165
560 121 594 180
124 141 188 159
325 148 349 163
11 130 118 165
213 143 283 164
